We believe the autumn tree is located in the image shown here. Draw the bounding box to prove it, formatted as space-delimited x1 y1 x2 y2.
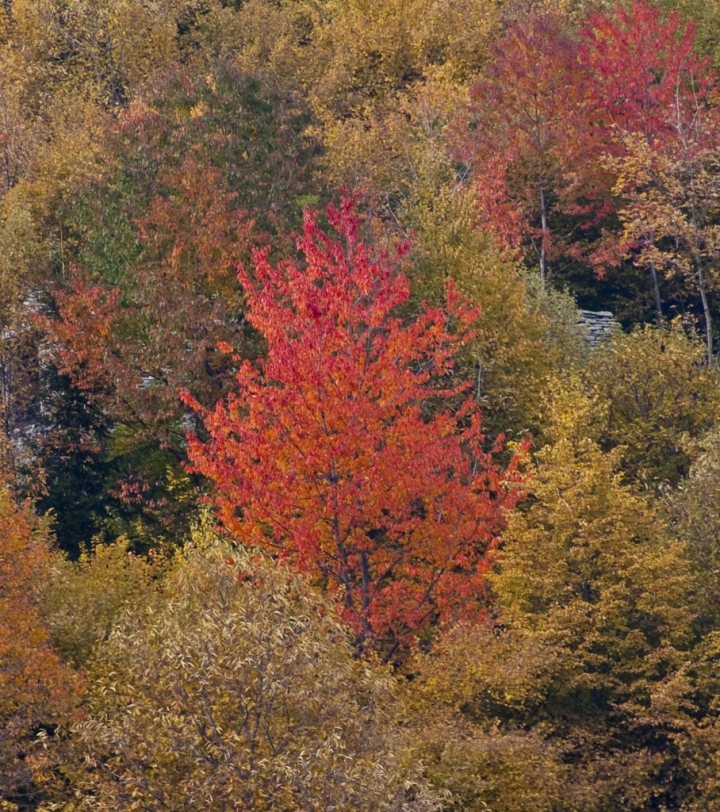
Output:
402 378 720 811
583 0 718 328
48 155 252 451
39 61 323 551
582 0 708 142
584 322 720 485
40 538 160 668
406 186 583 437
453 1 720 322
455 12 611 285
41 158 251 549
0 0 217 456
65 527 436 812
611 125 720 360
47 61 322 437
0 484 79 809
186 201 521 659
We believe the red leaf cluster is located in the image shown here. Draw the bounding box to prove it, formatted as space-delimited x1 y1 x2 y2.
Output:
186 201 522 655
455 0 719 280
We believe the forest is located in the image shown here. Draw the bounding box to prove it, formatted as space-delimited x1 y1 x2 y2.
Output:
5 0 720 809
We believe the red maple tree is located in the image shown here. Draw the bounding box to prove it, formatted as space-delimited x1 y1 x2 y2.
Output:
582 0 719 321
456 12 613 282
582 0 712 144
185 201 522 657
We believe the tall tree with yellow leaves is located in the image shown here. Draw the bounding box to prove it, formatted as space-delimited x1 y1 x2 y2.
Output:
66 529 436 812
403 378 720 811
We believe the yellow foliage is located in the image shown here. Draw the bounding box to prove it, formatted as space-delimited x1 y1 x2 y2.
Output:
65 525 437 811
496 412 694 652
611 132 720 361
402 382 711 810
407 187 582 434
221 0 503 195
40 538 161 668
665 424 720 630
0 0 185 101
585 322 720 485
242 0 502 110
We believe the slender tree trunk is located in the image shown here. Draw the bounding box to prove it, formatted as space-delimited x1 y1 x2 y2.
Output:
0 87 14 194
538 180 548 286
650 259 663 323
697 260 713 363
0 350 13 474
647 229 663 323
689 200 713 363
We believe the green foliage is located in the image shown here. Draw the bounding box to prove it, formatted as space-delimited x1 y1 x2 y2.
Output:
70 59 323 281
660 0 720 67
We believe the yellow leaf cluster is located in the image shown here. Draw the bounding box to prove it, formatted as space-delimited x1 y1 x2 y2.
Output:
584 322 720 484
408 189 582 434
40 538 160 668
402 380 718 810
65 525 437 811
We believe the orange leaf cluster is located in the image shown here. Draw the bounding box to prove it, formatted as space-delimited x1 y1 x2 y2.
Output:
0 487 79 805
186 201 523 656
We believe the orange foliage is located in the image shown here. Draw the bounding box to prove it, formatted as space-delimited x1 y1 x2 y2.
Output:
185 201 523 658
0 487 79 806
45 155 253 447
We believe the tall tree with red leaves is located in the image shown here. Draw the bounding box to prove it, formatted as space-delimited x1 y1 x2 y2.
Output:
582 0 717 322
456 13 612 284
582 0 711 144
185 201 522 660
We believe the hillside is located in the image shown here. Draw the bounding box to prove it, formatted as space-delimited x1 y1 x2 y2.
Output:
3 1 720 809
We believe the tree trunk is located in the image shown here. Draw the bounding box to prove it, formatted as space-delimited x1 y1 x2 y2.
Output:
538 180 548 286
697 260 713 363
689 199 713 363
650 259 663 323
647 229 663 323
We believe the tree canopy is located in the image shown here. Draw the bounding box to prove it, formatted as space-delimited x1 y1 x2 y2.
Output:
5 0 720 808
